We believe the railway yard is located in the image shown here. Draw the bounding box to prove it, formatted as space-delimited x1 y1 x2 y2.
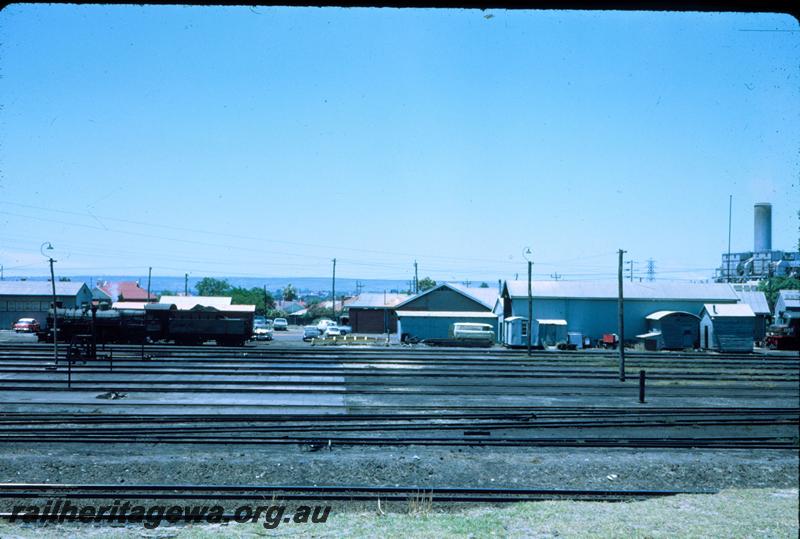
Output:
0 339 797 529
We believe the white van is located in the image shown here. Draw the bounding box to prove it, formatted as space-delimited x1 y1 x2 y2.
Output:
451 323 495 342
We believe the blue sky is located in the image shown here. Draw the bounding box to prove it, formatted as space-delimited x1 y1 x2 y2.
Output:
1 6 798 282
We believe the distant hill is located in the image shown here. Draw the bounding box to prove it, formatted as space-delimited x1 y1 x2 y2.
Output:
13 275 414 296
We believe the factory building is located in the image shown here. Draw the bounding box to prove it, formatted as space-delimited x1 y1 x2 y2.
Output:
347 292 411 333
395 283 498 341
497 281 741 346
0 281 93 329
716 203 800 282
699 303 756 352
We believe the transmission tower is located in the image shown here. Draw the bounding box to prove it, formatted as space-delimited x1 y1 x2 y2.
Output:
646 258 656 282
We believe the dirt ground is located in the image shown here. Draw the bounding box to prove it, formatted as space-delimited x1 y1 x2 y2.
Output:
0 443 796 494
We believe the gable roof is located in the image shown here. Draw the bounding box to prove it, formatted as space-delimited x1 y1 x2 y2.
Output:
0 281 89 297
394 283 494 311
98 281 157 301
504 280 739 302
777 289 800 310
349 292 412 308
701 303 755 318
733 289 770 315
447 283 500 309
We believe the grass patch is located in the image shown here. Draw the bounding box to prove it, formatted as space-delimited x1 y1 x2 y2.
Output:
1 488 796 538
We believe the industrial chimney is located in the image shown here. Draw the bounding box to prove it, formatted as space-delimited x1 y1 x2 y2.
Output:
754 203 772 252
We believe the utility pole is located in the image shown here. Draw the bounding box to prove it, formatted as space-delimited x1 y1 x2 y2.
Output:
414 260 419 294
41 243 58 370
1 265 3 280
184 273 189 296
550 272 561 281
263 285 269 316
146 267 152 303
726 194 733 283
523 248 533 357
618 249 626 382
331 258 336 321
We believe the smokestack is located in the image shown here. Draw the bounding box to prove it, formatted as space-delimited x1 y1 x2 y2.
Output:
754 203 772 252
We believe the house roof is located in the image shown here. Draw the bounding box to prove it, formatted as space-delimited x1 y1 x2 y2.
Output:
92 287 112 301
0 281 89 297
733 290 770 315
701 303 755 318
275 300 306 314
646 310 700 321
504 280 739 301
98 281 157 301
396 310 497 319
348 292 412 308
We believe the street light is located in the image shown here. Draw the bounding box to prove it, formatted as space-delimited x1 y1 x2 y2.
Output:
40 242 59 367
523 247 533 357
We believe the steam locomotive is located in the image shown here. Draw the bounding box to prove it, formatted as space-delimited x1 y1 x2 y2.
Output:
38 304 254 347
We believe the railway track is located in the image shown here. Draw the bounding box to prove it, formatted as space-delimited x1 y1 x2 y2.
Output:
0 483 716 504
0 409 795 449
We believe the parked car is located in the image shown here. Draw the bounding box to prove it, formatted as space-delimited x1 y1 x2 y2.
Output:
338 324 352 335
316 319 335 332
303 325 321 341
451 322 495 342
273 318 288 331
252 320 273 341
13 318 40 333
324 325 342 337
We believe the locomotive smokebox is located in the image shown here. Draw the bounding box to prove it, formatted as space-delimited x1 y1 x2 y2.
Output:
754 202 772 252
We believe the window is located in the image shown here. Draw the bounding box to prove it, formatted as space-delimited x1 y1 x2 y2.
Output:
521 321 528 337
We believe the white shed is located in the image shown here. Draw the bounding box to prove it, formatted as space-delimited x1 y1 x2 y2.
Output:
502 317 567 348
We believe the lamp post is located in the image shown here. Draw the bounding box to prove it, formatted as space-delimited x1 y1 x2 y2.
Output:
40 242 58 366
523 247 533 357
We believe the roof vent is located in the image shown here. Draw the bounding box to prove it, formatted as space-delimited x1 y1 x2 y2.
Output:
712 305 717 314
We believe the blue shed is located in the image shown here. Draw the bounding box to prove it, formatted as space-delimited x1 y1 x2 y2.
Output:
395 283 498 341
